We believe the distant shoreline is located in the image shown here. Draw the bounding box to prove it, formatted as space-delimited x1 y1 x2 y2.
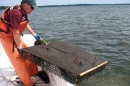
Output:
39 4 130 7
0 6 9 10
0 4 130 9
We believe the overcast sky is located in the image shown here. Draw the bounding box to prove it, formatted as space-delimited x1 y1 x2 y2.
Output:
0 0 130 6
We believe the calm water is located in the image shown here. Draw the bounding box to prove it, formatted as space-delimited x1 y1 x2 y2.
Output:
1 5 130 86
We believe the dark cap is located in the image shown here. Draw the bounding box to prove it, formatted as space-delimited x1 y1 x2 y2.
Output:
21 0 38 9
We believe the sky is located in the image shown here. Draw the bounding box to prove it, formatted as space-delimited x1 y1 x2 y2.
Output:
0 0 130 6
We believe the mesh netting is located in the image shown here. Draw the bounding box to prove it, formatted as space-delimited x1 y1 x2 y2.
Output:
21 41 108 84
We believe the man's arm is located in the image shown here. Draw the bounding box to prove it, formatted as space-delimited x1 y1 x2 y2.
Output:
13 29 21 47
25 24 41 40
26 24 36 36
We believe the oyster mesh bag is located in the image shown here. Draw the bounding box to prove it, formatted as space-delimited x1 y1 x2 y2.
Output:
21 41 108 84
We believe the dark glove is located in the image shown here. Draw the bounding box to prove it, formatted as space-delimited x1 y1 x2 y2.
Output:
34 34 41 40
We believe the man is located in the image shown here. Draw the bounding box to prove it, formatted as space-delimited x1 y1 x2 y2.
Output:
0 0 41 86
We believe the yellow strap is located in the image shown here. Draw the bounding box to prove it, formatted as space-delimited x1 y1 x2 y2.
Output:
79 61 108 77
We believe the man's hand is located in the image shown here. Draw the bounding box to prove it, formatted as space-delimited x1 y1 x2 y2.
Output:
17 45 24 56
34 34 41 40
34 34 48 45
17 46 30 58
17 45 22 50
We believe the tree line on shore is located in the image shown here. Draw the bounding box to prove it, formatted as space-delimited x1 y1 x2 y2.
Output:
0 4 130 9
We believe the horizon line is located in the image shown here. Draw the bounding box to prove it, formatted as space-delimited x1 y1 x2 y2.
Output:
0 3 130 7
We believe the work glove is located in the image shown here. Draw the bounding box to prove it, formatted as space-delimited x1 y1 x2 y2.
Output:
35 38 48 45
34 34 48 45
17 46 31 58
34 34 41 40
17 45 24 56
17 45 22 50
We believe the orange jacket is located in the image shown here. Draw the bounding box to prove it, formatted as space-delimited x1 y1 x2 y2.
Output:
0 7 28 37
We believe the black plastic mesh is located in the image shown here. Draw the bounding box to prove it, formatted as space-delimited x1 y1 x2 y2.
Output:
21 41 108 84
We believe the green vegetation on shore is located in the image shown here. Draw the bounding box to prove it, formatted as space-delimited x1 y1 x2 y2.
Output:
0 4 130 9
0 6 9 10
38 3 130 8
